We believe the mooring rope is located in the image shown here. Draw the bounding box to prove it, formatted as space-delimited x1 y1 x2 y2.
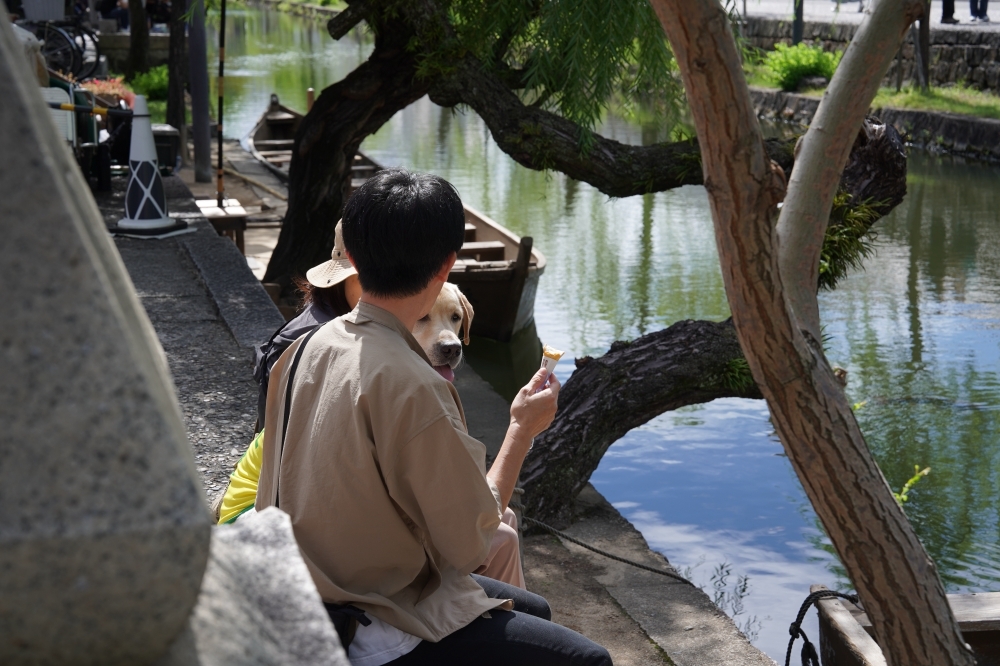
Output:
511 506 695 587
784 589 860 666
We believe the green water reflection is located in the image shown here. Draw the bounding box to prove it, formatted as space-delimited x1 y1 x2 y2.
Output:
208 8 371 137
822 153 1000 590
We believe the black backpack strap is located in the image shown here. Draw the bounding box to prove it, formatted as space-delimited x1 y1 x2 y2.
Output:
324 603 372 649
275 324 323 509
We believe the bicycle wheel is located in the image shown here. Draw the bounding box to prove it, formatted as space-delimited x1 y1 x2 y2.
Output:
39 25 81 76
69 25 100 79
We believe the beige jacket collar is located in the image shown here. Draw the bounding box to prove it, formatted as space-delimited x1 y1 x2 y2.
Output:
347 301 431 364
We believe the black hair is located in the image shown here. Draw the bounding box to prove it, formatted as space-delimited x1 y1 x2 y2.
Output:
341 168 465 298
293 276 352 318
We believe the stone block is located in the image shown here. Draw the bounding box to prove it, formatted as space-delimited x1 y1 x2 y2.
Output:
0 16 210 665
156 508 350 666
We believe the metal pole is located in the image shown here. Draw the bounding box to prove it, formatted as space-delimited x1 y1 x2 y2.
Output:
189 0 212 182
307 87 315 111
793 0 804 44
217 0 226 207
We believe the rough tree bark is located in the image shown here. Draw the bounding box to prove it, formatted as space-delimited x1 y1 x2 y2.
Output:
167 0 187 133
649 0 973 663
522 117 908 527
521 319 760 524
125 0 150 81
262 16 431 286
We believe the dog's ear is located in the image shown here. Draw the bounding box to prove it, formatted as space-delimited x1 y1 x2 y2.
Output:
458 291 474 345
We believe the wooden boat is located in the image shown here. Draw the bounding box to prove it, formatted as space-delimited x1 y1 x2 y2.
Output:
815 584 1000 665
246 94 547 342
244 94 298 182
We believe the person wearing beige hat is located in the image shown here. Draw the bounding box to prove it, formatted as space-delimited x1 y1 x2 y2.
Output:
252 220 362 432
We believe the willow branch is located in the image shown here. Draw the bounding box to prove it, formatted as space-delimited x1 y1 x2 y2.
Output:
777 0 926 338
327 0 370 40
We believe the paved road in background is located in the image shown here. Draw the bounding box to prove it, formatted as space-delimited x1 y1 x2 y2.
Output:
743 0 1000 29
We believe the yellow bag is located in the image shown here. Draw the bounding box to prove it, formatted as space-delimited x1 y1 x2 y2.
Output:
218 428 265 524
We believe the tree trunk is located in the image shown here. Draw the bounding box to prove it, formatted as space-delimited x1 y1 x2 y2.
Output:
919 3 931 91
649 0 973 663
125 0 149 81
522 319 760 527
188 0 211 182
522 117 907 527
166 0 187 132
263 22 430 287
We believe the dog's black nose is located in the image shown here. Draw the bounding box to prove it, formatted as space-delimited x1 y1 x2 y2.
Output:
438 341 462 362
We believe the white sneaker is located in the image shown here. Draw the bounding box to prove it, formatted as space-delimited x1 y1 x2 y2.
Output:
971 15 980 21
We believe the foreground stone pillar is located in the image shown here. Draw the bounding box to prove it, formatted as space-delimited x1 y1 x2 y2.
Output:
0 12 211 665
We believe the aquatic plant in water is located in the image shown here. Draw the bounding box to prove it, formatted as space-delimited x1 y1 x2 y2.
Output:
710 562 763 642
893 465 931 505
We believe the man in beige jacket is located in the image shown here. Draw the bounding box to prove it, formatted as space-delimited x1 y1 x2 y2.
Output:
256 168 612 666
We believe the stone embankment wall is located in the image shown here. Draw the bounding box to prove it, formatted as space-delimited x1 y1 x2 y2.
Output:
100 33 171 71
750 87 1000 162
744 17 1000 93
244 0 340 20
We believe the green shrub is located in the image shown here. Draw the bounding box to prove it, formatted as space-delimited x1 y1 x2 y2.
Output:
764 43 842 92
131 65 169 101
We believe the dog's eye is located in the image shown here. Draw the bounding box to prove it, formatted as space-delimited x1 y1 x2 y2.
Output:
452 314 461 322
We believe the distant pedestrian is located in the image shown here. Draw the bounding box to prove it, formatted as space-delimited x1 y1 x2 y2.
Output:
971 0 989 22
942 0 960 22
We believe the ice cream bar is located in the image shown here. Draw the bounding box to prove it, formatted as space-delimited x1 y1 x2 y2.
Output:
540 344 564 375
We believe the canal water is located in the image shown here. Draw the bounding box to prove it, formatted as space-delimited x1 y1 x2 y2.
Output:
210 7 1000 660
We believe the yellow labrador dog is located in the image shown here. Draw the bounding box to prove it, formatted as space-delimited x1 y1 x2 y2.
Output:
412 282 474 383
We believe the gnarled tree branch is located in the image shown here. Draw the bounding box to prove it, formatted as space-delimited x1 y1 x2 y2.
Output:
521 319 759 527
522 116 907 527
327 0 371 40
428 56 797 197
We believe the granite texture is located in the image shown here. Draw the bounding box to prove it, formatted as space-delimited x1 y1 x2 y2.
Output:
156 508 349 666
0 16 210 664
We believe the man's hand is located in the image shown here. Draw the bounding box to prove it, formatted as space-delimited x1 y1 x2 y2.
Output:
509 368 560 440
488 368 560 511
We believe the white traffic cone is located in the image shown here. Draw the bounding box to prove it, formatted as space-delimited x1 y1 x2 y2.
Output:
116 95 185 234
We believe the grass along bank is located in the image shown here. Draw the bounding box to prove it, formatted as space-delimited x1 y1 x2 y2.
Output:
744 43 1000 121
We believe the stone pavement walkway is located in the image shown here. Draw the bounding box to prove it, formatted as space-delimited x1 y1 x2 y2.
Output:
94 174 284 502
744 0 1000 27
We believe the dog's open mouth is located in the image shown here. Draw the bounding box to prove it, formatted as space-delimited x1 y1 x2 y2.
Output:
433 365 456 382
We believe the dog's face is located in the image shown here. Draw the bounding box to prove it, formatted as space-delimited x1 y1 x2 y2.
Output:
412 283 474 383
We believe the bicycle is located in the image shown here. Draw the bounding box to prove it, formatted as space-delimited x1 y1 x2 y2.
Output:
17 17 101 79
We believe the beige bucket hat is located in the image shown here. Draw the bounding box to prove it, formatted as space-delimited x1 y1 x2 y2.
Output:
306 220 357 288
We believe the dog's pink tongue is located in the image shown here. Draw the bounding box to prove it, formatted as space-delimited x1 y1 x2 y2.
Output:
434 365 456 383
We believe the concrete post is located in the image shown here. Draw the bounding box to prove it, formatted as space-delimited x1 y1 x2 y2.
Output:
0 14 211 665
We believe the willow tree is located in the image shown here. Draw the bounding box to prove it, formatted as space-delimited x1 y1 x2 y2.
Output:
265 0 782 287
649 0 973 662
